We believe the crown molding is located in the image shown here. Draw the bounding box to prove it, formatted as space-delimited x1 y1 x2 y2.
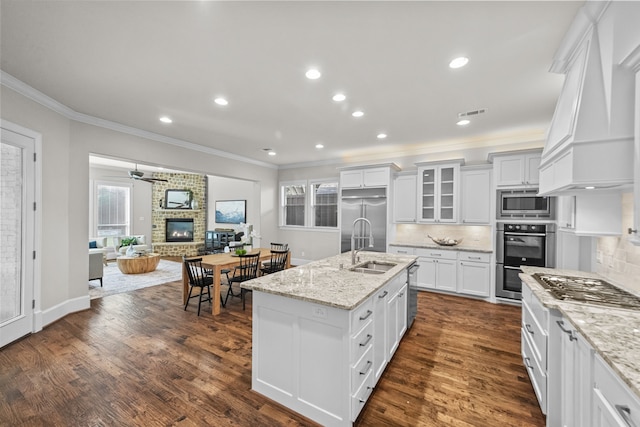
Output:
1 70 277 170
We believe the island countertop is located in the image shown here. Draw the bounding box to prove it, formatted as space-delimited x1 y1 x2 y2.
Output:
241 252 417 310
520 266 640 400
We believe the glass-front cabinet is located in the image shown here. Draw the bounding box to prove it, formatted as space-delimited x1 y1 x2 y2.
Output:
417 161 460 223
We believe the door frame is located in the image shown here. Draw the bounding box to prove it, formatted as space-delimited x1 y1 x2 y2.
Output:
0 119 43 345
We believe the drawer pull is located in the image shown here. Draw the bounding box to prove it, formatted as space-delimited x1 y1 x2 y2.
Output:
468 256 481 260
358 386 374 403
397 250 408 254
359 310 373 321
524 357 534 371
615 405 638 427
556 320 577 341
378 290 388 299
359 334 373 347
359 360 372 376
525 324 534 335
430 253 442 257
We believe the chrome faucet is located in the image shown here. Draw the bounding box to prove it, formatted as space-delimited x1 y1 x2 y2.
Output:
351 217 374 265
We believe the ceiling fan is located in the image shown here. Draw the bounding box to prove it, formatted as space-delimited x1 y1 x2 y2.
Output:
124 165 168 183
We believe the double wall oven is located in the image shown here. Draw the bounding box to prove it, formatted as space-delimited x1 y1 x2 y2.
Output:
496 223 556 300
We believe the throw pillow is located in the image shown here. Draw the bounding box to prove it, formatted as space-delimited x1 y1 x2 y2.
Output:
121 237 138 247
89 240 97 249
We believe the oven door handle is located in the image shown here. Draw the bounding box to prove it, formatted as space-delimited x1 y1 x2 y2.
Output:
504 232 546 237
503 266 523 270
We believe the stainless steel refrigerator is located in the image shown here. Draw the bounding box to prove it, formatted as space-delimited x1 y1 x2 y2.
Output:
340 187 387 253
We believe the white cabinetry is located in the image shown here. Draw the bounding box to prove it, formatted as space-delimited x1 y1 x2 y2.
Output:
416 161 461 223
460 165 492 224
457 252 491 297
388 246 415 256
341 166 395 189
593 353 640 427
393 173 417 223
493 151 541 187
557 193 622 236
386 276 408 359
416 248 457 291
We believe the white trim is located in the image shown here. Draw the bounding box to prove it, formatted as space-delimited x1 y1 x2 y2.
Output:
41 296 91 328
1 70 277 170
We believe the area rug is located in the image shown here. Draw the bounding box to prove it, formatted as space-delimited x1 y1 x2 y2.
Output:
89 259 182 299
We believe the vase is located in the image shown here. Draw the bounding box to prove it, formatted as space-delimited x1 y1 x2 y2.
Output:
126 244 136 257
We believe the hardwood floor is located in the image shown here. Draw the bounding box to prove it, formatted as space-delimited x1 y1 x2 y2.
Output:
0 280 545 426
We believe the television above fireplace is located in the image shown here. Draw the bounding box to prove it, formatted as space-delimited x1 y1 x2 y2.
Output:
166 218 194 242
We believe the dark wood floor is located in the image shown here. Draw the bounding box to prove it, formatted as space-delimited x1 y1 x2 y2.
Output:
0 277 545 426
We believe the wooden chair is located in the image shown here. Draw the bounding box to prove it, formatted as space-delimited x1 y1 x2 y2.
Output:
183 257 213 316
260 249 289 275
262 242 288 270
225 252 260 310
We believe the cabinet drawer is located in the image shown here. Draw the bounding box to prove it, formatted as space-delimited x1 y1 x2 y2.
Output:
351 345 374 395
351 298 373 332
522 283 548 335
522 300 548 369
522 329 547 414
415 248 458 260
351 369 374 421
458 251 491 263
351 320 373 365
389 246 415 255
593 354 640 426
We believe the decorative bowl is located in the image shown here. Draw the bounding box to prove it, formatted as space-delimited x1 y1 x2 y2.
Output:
428 235 463 246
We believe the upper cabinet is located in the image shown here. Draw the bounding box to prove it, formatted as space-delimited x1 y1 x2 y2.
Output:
416 161 461 223
340 166 397 189
393 173 417 223
460 165 492 224
491 150 541 188
557 193 622 236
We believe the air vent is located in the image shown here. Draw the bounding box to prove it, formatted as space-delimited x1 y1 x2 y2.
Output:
458 108 487 118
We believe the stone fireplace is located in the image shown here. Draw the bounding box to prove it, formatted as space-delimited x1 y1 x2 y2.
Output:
166 218 194 242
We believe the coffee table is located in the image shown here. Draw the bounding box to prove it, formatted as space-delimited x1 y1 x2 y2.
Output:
117 253 161 274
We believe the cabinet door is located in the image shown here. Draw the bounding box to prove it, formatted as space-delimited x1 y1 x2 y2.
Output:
373 287 388 381
435 259 457 291
460 169 491 224
341 170 363 188
396 283 408 340
457 261 490 297
386 291 399 358
525 154 542 185
393 174 417 222
495 155 525 187
363 168 389 187
557 195 576 229
438 166 457 222
593 389 626 427
417 258 436 289
419 167 436 221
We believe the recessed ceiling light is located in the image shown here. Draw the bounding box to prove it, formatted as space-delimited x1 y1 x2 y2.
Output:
305 68 321 80
332 93 346 102
352 111 364 118
377 133 387 139
457 119 470 126
268 151 276 156
214 97 228 106
449 57 469 69
159 116 172 124
315 143 324 149
585 186 596 190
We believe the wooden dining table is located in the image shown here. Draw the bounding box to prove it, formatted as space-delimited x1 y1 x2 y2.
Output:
182 248 289 316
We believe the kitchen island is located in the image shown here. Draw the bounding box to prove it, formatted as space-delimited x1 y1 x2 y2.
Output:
241 251 417 426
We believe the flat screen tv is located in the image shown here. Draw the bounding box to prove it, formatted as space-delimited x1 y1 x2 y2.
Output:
215 200 246 224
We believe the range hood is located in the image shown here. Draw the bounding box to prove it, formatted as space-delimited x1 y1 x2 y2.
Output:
538 1 636 196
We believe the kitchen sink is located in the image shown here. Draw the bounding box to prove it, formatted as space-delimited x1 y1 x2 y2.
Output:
348 261 396 275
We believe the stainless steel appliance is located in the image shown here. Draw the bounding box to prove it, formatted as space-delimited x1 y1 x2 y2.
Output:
497 189 554 219
340 188 387 253
407 262 419 328
496 223 556 299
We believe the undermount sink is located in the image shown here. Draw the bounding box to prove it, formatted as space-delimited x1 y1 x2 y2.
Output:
348 261 396 275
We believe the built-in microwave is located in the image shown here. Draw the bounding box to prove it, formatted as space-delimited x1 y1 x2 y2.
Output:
497 189 554 219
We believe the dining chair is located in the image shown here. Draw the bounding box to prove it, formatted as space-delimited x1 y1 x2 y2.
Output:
260 249 289 275
183 256 213 316
262 242 288 270
225 252 260 310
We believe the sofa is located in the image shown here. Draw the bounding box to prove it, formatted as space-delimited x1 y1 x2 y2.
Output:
89 236 109 265
89 252 104 286
117 235 150 255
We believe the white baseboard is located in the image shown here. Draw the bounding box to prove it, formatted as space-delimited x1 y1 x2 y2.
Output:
40 295 91 329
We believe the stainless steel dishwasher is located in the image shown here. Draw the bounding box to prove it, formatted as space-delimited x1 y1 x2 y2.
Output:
407 262 419 328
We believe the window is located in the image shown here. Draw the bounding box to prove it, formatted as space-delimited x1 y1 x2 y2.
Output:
95 182 131 240
280 179 338 229
312 182 338 227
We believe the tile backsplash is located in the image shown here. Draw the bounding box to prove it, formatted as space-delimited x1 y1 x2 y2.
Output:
394 223 493 250
596 192 640 293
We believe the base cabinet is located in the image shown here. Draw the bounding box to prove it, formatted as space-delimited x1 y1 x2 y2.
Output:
592 353 640 427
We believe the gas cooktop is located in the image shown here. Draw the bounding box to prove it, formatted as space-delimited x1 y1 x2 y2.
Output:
532 273 640 310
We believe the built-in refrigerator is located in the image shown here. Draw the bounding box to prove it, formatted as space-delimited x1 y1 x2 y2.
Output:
340 187 387 253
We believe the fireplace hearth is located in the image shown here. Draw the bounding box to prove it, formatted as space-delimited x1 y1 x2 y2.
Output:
166 218 194 242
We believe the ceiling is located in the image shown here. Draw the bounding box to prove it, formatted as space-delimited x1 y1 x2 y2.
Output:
1 1 583 168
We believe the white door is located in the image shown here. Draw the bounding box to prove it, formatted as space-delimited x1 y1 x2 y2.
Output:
0 125 36 347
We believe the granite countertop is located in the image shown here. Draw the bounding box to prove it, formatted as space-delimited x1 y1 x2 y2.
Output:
520 266 640 400
241 252 417 310
389 242 493 254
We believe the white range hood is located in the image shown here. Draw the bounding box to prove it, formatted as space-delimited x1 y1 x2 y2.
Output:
538 1 637 196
